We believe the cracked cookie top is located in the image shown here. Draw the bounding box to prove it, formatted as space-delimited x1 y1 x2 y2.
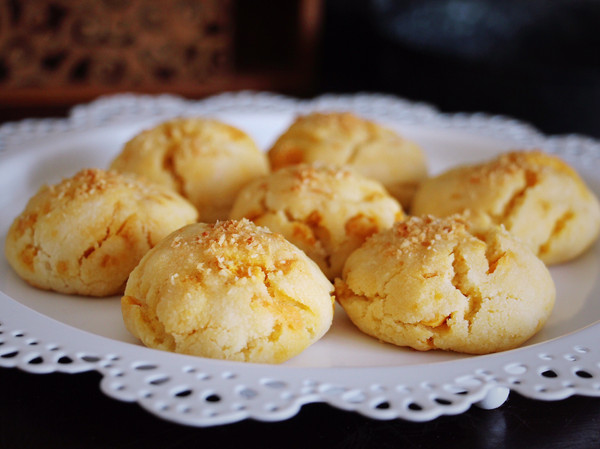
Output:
267 112 427 208
412 150 600 265
110 117 269 222
335 215 555 354
230 163 404 280
4 168 198 297
121 219 335 364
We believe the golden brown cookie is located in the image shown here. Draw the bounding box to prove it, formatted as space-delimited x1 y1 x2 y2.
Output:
121 219 335 364
267 112 427 208
230 163 404 280
335 215 555 354
5 168 198 296
110 117 269 222
412 150 600 265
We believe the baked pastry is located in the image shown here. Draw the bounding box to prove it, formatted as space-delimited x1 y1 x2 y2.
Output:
110 117 269 222
335 215 555 354
121 219 335 364
230 163 404 280
412 150 600 265
5 168 198 297
267 112 427 207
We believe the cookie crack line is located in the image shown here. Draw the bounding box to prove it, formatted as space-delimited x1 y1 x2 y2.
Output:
538 209 575 256
346 134 378 165
280 207 329 259
77 212 135 265
262 267 314 315
497 169 539 224
162 144 187 197
78 223 111 264
144 225 153 249
450 245 483 334
304 210 332 248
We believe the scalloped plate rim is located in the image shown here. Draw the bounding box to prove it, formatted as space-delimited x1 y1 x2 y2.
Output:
1 91 600 427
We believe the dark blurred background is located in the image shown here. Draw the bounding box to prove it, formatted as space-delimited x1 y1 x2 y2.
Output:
321 0 600 138
2 2 600 447
1 0 599 134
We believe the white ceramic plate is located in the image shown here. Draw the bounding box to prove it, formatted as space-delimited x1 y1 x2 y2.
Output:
1 92 599 426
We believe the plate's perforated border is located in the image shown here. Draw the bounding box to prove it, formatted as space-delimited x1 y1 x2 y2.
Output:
1 92 599 427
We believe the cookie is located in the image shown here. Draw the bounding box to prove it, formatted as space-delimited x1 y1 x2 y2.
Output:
412 150 600 264
121 219 335 364
267 112 427 208
335 215 555 354
230 163 404 279
110 117 269 222
5 168 198 296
